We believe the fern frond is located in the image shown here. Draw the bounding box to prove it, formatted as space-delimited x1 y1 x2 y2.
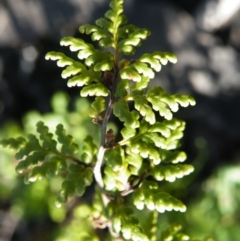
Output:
124 119 185 165
80 0 126 49
113 99 140 128
123 87 196 123
80 135 98 164
45 51 101 88
133 181 186 213
1 0 201 239
161 224 201 241
56 164 93 204
120 52 177 81
151 164 194 182
110 204 149 241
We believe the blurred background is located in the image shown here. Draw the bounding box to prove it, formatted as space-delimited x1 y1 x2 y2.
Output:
0 0 240 240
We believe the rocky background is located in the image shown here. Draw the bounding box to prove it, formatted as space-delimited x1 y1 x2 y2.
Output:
0 0 240 240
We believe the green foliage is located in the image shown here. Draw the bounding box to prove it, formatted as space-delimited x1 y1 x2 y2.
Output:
111 205 149 241
161 224 201 241
133 181 186 213
0 121 96 205
120 52 177 82
184 163 240 241
56 164 93 205
0 0 201 240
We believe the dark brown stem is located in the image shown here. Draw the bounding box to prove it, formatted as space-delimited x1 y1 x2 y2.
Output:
93 65 119 190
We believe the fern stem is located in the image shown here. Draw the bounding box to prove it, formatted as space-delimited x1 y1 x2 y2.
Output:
94 145 105 188
93 91 114 189
93 65 120 190
101 95 114 146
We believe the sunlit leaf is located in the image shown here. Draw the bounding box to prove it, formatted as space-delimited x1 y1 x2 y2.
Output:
80 83 109 97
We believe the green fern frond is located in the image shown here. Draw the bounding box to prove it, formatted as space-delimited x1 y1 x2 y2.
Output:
132 95 156 124
80 135 98 164
56 124 79 155
23 155 67 184
118 26 150 55
104 146 123 172
56 164 93 204
110 204 149 241
80 83 109 97
121 87 195 124
113 99 140 128
104 163 130 192
161 224 201 241
45 51 101 88
119 52 177 82
1 0 201 240
80 0 150 55
151 164 194 182
0 136 26 151
80 0 125 49
89 96 107 125
133 181 186 213
115 79 130 97
123 119 185 165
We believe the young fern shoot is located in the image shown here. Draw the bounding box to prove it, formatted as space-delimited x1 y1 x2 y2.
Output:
1 0 199 240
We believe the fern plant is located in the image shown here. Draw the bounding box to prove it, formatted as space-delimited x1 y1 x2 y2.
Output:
0 0 199 240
